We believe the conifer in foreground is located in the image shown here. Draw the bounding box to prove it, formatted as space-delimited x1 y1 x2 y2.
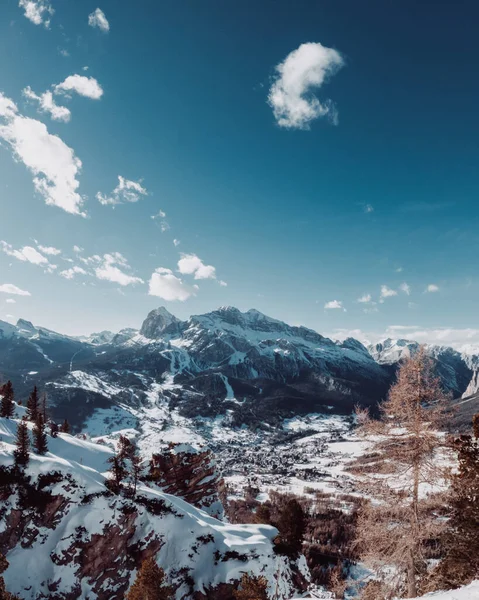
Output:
26 386 39 422
354 347 450 598
13 419 30 468
431 415 479 590
233 573 268 600
0 381 15 419
60 419 71 434
126 557 174 600
33 416 48 455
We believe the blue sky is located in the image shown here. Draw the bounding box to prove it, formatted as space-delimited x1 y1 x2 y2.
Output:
0 0 478 349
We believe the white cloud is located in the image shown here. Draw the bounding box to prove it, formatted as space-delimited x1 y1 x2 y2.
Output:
23 87 71 122
364 204 374 213
332 326 479 355
396 267 404 273
267 42 344 130
0 93 84 215
37 245 61 255
173 239 180 247
94 253 143 286
1 241 48 265
19 0 53 27
148 267 197 302
379 285 398 303
177 253 216 280
0 283 31 296
357 294 372 303
151 210 169 232
97 176 147 206
73 245 83 253
426 284 439 293
60 266 87 280
5 299 16 304
324 300 344 310
88 8 110 32
399 282 411 295
219 280 228 287
54 75 103 100
0 96 18 119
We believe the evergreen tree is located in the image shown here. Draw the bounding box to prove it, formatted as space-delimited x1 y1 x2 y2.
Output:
13 419 30 468
233 573 268 600
0 381 15 419
126 557 174 600
60 419 71 434
432 417 479 589
107 450 127 490
275 498 305 556
40 393 47 423
33 416 48 455
26 386 39 422
131 451 143 496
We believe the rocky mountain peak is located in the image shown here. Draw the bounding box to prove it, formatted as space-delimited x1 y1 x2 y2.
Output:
140 306 182 339
15 318 37 337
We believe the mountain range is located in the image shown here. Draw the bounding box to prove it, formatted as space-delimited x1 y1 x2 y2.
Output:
0 306 477 434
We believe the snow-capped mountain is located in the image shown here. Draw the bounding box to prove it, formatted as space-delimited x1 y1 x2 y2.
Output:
0 308 393 432
1 308 478 438
368 337 479 399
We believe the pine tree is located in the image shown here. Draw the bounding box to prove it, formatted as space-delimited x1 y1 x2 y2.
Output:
107 450 127 490
33 416 48 455
354 348 450 598
275 498 305 556
40 393 47 423
131 452 143 496
60 419 70 434
0 381 15 419
26 386 39 422
126 557 174 600
233 573 268 600
13 419 30 468
432 416 479 589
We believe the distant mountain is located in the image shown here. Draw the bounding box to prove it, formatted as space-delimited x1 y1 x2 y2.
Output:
368 337 479 399
1 309 478 434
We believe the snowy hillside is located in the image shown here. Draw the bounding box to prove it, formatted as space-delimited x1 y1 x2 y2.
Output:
0 415 308 600
411 581 479 599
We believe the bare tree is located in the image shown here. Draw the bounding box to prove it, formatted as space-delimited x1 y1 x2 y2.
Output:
354 347 451 598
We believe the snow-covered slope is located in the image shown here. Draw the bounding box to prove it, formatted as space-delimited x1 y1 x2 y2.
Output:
411 581 479 599
0 415 308 600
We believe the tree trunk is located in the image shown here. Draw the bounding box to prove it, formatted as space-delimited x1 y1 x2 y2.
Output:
407 548 417 597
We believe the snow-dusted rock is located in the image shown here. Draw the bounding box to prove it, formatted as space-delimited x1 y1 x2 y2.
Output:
0 416 308 600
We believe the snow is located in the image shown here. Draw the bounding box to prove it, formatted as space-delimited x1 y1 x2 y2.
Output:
0 415 306 599
410 581 479 599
